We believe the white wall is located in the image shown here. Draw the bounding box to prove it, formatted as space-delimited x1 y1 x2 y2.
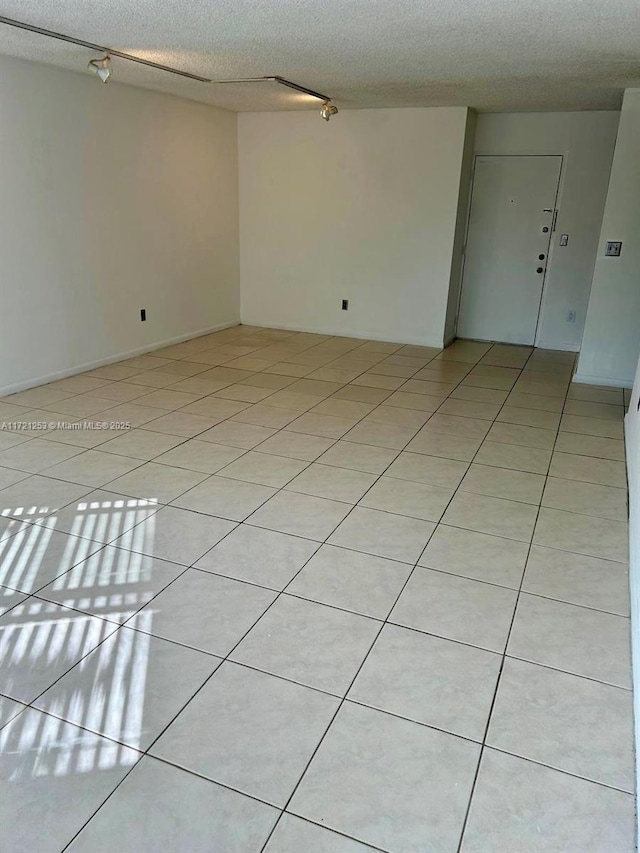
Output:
238 107 471 347
473 112 618 351
445 110 477 344
576 90 640 387
626 354 640 829
0 54 239 395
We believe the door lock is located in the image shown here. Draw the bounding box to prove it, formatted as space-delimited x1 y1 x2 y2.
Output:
538 254 545 260
543 208 558 231
536 267 544 274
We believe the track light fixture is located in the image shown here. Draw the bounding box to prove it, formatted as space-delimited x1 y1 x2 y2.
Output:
88 54 111 83
320 101 339 121
0 15 337 115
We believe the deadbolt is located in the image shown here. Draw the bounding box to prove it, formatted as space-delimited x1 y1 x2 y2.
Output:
538 254 545 260
542 227 549 233
536 267 544 274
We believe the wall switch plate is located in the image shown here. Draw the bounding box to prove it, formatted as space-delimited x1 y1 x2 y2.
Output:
559 234 569 246
341 299 349 310
605 241 622 257
566 309 576 323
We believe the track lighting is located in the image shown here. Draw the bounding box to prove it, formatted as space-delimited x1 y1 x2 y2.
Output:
320 101 339 121
88 55 112 83
0 15 337 112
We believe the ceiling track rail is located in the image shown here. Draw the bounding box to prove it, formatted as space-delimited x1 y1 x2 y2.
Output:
0 15 332 101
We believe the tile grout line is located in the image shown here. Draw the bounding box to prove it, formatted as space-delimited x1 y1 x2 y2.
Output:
0 340 625 680
0 334 431 562
6 342 624 744
1 333 432 523
0 335 451 622
423 344 553 853
454 344 577 853
0 340 570 687
50 336 438 846
54 492 339 848
1 329 630 851
47 331 447 849
256 345 506 851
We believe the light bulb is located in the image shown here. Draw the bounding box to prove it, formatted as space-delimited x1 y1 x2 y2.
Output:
320 101 338 121
88 55 112 83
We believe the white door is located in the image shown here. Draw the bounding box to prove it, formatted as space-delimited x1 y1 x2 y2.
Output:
457 155 562 345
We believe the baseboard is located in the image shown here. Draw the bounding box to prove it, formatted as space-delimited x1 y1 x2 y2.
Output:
572 372 634 389
1 319 241 397
239 318 445 349
534 340 581 353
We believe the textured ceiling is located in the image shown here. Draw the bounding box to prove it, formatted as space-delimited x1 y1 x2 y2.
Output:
0 1 639 112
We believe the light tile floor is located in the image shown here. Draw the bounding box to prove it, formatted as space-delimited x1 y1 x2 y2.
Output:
0 327 633 852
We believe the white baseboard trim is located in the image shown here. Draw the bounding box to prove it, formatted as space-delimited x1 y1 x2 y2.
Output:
1 320 241 397
534 340 581 353
572 372 634 389
239 318 445 349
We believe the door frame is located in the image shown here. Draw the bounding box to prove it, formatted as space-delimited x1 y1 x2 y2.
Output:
454 152 565 346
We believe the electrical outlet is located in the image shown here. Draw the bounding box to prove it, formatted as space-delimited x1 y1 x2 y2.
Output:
140 309 147 322
566 309 576 323
341 299 349 311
